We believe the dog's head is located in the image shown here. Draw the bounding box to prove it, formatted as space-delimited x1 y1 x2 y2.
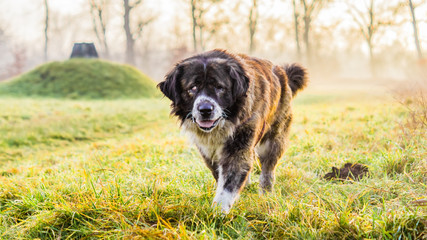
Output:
158 50 249 133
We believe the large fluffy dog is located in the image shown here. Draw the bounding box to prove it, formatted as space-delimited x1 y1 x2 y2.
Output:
158 49 307 213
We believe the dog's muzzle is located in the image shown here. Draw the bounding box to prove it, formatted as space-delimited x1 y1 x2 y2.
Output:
192 97 222 132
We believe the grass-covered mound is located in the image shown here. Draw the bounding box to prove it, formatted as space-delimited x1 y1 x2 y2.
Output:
0 58 159 99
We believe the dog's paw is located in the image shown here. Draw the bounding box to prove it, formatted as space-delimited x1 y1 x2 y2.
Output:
212 191 235 213
212 200 231 214
258 187 273 195
259 173 274 193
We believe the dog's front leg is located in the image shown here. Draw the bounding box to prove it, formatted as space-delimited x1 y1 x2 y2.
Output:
212 152 253 213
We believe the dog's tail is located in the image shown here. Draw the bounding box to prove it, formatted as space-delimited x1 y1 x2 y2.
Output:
284 63 308 97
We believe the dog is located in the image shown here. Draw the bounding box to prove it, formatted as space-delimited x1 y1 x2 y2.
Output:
158 49 308 213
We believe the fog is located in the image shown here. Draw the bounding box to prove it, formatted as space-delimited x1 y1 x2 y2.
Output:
0 0 425 90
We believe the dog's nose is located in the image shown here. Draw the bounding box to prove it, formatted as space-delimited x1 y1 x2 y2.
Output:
198 102 214 118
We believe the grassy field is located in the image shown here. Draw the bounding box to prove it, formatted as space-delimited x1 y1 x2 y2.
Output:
0 92 425 239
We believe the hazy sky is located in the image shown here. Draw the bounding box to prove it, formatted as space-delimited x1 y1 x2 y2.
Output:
1 0 426 62
2 0 425 47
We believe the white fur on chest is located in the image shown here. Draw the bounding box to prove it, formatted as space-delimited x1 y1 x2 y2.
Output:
182 119 235 163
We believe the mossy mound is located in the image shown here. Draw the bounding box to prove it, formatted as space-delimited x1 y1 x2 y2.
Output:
0 59 160 99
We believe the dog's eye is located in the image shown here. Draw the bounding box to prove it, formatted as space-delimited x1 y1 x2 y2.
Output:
188 86 197 95
215 86 225 93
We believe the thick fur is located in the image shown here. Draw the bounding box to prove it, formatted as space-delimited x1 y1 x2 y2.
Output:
158 49 308 212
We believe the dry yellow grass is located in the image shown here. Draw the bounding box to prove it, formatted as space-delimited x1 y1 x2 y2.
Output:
0 92 425 239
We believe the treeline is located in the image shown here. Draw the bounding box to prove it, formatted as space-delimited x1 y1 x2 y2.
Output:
0 0 425 80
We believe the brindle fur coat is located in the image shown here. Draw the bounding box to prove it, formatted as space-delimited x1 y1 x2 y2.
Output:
158 49 308 213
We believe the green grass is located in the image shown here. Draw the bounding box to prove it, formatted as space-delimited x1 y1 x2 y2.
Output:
0 93 425 239
0 59 160 99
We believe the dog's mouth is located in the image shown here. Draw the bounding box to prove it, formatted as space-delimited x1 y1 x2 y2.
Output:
195 118 221 132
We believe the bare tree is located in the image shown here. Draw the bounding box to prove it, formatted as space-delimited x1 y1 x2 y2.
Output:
190 0 223 52
347 0 402 75
248 0 258 53
89 0 110 58
124 0 135 64
348 0 376 70
43 0 49 62
123 0 155 65
291 0 329 63
292 0 301 59
301 0 329 63
191 0 198 52
408 0 423 59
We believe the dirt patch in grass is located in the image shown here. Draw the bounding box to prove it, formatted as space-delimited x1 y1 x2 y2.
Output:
323 163 369 181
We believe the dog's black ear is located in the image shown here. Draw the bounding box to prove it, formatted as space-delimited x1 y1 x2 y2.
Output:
158 64 183 103
228 62 249 98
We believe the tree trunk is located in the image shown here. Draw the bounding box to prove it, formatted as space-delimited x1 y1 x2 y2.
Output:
89 1 110 58
100 15 109 58
199 24 204 51
292 0 301 60
98 4 110 58
408 0 423 59
44 0 49 62
368 0 375 76
303 15 311 64
368 39 375 76
248 0 258 53
191 0 198 52
124 0 135 64
302 0 311 64
89 2 102 54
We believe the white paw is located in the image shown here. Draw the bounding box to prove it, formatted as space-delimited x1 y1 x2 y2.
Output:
212 200 231 213
213 191 235 213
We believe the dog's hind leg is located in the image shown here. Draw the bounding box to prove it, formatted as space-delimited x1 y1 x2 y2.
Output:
257 135 287 193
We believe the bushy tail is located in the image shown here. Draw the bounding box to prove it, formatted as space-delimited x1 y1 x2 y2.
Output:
284 63 308 97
